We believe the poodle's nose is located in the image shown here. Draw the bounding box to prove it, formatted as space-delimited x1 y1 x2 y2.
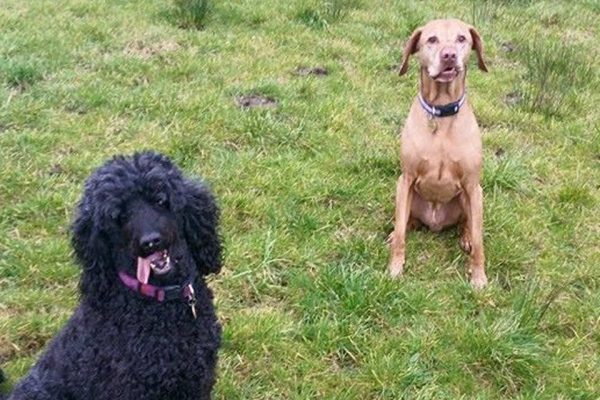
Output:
140 232 163 254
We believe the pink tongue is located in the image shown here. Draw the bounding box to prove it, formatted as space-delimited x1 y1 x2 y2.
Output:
137 257 151 284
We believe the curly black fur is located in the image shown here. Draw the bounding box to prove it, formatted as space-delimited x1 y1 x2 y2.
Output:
2 152 222 400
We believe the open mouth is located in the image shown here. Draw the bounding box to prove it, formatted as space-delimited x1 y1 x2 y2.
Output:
137 249 172 284
434 66 459 82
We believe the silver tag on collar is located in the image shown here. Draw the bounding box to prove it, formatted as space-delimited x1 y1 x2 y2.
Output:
187 284 197 319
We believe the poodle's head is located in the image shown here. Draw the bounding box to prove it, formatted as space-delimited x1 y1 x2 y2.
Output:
72 151 221 300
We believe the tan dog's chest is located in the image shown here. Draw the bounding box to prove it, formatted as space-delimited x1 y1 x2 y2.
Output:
402 120 480 204
414 165 461 204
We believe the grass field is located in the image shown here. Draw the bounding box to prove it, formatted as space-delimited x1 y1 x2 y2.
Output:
1 0 599 398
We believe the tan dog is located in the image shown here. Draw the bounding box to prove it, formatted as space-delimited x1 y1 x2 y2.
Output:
388 19 489 288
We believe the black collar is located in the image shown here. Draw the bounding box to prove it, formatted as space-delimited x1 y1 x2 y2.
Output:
418 92 466 118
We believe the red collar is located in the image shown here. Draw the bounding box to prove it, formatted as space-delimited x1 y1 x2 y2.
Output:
118 271 195 302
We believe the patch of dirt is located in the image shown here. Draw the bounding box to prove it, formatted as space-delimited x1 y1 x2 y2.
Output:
65 103 87 115
132 75 150 87
294 66 328 76
235 94 277 109
123 39 180 60
48 164 65 176
388 63 400 72
495 148 506 158
58 146 75 156
541 13 560 27
500 42 516 53
504 91 523 106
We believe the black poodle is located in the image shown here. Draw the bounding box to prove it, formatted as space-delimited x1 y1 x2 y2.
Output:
2 151 222 399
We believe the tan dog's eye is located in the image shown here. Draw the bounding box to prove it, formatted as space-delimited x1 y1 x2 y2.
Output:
457 35 466 43
426 36 438 44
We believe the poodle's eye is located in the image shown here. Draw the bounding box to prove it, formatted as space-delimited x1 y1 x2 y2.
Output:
156 195 169 208
457 34 467 43
427 36 438 44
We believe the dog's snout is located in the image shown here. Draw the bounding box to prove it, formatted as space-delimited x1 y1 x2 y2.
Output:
441 47 457 62
140 232 163 253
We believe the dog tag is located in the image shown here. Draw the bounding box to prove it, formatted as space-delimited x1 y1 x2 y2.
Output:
187 284 197 319
428 116 438 133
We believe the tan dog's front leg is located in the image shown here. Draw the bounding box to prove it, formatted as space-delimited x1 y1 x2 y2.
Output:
465 183 487 288
389 173 414 278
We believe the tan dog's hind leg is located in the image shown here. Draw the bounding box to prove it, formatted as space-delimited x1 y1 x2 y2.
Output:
464 184 487 288
389 174 414 278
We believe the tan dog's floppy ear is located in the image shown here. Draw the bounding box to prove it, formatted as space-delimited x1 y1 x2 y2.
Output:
399 28 422 76
469 27 488 72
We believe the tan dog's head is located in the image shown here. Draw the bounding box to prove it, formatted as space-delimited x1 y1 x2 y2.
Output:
399 19 488 82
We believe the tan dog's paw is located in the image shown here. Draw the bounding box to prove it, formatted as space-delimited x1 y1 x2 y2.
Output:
389 256 405 278
459 236 472 254
459 227 472 254
469 269 488 289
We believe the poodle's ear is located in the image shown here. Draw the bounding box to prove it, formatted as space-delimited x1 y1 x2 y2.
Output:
72 200 94 266
71 193 113 299
182 180 222 276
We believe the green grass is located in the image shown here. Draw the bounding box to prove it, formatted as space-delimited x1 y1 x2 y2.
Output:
514 39 593 116
296 0 362 29
172 0 211 30
1 0 599 398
